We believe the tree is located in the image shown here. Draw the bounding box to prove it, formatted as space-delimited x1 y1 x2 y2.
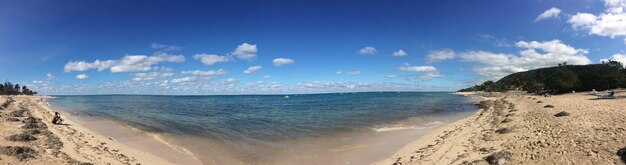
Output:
543 68 581 93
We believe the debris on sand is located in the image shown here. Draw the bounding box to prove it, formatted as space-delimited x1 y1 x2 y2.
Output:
485 151 512 165
536 101 543 103
617 147 626 163
478 100 494 110
6 133 37 142
9 109 29 117
6 118 20 122
0 146 36 161
554 111 570 117
501 118 512 123
543 105 554 108
495 128 512 134
21 123 47 129
22 117 40 123
22 129 41 135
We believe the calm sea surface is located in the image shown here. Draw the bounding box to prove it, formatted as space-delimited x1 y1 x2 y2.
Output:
50 92 480 164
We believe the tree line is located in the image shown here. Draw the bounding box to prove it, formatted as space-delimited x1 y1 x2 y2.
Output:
459 61 626 94
0 81 37 95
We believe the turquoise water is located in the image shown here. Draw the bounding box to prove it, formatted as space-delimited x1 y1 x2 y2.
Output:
49 92 479 164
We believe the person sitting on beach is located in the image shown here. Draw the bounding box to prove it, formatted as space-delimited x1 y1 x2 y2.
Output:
52 112 64 124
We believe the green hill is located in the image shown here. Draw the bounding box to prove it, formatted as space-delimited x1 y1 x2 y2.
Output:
459 61 626 94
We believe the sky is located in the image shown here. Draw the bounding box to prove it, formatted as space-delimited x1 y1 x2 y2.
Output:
1 0 626 95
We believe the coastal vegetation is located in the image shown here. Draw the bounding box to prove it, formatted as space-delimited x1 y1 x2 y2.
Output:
459 61 626 94
0 82 37 95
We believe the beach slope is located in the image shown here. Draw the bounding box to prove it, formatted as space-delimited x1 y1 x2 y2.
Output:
378 90 626 164
0 96 195 165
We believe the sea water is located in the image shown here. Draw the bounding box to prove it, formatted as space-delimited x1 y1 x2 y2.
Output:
49 92 480 164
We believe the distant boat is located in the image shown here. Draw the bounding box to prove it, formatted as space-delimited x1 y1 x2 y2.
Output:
284 95 289 99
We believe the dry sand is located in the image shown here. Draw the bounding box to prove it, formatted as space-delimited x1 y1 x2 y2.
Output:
377 90 626 165
0 95 200 165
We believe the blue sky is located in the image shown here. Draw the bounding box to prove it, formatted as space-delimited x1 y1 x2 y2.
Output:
1 0 626 95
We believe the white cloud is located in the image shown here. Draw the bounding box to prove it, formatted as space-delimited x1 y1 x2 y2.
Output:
397 64 442 81
385 75 397 78
346 71 361 75
64 53 185 73
171 77 197 83
419 72 443 81
600 53 626 66
427 49 456 62
568 13 597 28
272 58 295 66
335 71 342 75
64 60 116 72
75 74 89 80
192 54 229 66
46 73 55 80
459 39 591 80
231 43 257 61
263 75 271 79
536 7 562 21
567 0 626 42
243 66 262 74
131 72 174 81
181 69 227 77
151 42 183 51
392 49 407 57
358 46 377 55
398 64 437 72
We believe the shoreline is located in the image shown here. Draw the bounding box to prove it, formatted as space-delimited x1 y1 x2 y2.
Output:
378 90 626 164
1 93 481 164
45 99 203 165
0 95 201 164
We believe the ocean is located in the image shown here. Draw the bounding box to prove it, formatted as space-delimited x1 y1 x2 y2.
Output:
49 92 480 164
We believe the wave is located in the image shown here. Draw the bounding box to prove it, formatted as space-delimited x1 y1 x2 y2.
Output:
372 121 446 132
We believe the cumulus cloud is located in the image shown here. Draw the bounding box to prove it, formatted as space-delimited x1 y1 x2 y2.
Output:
385 75 397 78
568 0 626 43
419 72 443 81
131 72 174 81
427 49 456 62
181 69 227 77
358 46 377 55
397 64 442 81
536 7 562 21
231 43 257 61
346 71 361 75
459 39 591 80
192 54 229 66
75 74 89 80
272 58 294 66
600 53 626 66
171 77 197 83
151 42 183 51
392 49 407 57
64 53 185 73
568 13 597 28
296 81 419 92
243 66 262 74
46 73 55 80
263 75 271 79
398 64 437 72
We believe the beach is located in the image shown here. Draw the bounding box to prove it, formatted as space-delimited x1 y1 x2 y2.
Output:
3 90 625 164
0 95 201 165
378 90 626 164
1 92 480 164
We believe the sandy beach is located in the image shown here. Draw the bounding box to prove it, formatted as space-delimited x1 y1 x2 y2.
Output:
0 96 201 165
378 90 626 164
